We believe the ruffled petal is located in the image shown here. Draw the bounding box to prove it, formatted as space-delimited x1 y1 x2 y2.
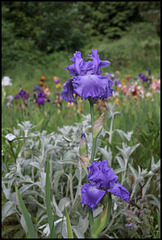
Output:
88 49 110 74
102 78 115 99
60 79 75 102
65 51 84 76
107 181 130 203
73 75 111 100
88 160 118 190
81 183 106 210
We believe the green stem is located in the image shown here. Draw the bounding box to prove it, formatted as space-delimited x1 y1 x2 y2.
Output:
91 136 97 163
89 208 94 236
88 98 97 163
89 98 94 126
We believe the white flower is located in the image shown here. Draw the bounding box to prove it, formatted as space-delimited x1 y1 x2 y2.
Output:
146 92 153 98
113 91 119 97
5 133 16 141
2 76 12 87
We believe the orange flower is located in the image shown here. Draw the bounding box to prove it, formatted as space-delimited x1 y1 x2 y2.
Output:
41 76 46 81
121 78 126 82
116 98 120 105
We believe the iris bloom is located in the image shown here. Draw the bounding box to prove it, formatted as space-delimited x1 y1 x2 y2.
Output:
53 76 60 83
15 88 29 99
81 160 130 210
139 73 148 82
2 76 12 87
36 91 50 105
61 49 114 102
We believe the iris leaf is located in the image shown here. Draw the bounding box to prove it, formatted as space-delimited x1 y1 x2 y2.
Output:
16 187 38 238
46 157 56 238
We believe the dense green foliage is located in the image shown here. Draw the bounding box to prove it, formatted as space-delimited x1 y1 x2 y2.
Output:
2 1 160 73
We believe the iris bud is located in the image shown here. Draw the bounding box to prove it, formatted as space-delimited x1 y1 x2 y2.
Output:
79 133 89 170
92 113 105 138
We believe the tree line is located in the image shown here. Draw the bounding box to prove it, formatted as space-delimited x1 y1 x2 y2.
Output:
2 1 160 71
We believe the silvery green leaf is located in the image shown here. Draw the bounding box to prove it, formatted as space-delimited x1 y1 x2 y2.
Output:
114 167 125 174
146 194 160 211
116 145 128 160
52 195 63 217
63 136 72 142
141 168 148 177
2 161 8 173
72 215 89 238
2 184 11 200
40 172 46 188
75 168 86 180
93 206 103 218
151 157 160 172
99 146 112 160
38 223 50 237
53 170 65 193
19 175 33 183
20 214 28 233
115 156 125 168
113 111 121 117
59 160 78 166
115 129 133 142
45 145 56 154
30 162 41 169
129 143 140 157
128 164 138 179
19 184 34 194
147 170 154 177
142 176 152 196
36 208 45 220
58 197 71 213
2 201 18 222
55 217 67 238
37 214 48 226
72 226 84 238
13 127 21 137
135 176 144 184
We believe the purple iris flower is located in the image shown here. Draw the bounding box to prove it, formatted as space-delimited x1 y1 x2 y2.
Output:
139 73 148 82
81 160 130 210
34 85 41 92
15 89 29 99
113 78 122 87
36 90 50 105
6 95 14 102
61 50 114 102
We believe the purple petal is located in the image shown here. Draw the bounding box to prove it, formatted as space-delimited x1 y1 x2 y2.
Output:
60 79 75 102
37 98 44 105
88 49 110 74
15 93 20 99
34 85 41 91
108 181 130 203
81 183 106 210
102 78 115 99
65 51 84 76
88 160 118 190
73 75 112 100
